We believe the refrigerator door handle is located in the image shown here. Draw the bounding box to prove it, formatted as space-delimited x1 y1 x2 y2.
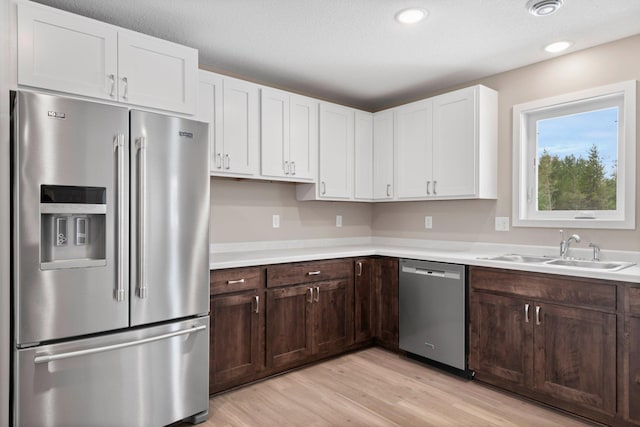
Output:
136 136 148 299
33 325 207 364
114 134 126 302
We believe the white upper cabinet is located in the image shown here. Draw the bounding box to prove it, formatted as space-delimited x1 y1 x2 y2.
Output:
354 111 373 200
261 88 317 182
298 102 355 200
199 71 260 177
394 85 497 201
372 110 394 200
117 31 197 114
318 102 354 199
395 99 433 199
17 1 198 114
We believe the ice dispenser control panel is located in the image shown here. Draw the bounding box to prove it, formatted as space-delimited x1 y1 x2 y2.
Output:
40 185 107 270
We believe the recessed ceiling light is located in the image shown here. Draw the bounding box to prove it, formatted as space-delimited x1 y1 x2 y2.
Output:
544 41 572 53
395 8 428 24
526 0 564 17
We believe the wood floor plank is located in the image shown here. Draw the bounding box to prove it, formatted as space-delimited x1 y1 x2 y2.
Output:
183 348 593 427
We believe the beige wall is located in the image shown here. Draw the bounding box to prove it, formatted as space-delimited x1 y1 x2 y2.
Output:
374 34 640 251
211 177 373 243
211 34 640 251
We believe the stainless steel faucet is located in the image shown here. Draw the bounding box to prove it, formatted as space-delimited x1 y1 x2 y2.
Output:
559 229 581 259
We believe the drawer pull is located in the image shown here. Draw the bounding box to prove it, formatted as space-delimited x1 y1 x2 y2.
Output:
524 304 530 323
308 271 321 276
227 279 245 285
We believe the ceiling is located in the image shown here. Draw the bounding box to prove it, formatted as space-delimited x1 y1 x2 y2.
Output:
31 0 640 111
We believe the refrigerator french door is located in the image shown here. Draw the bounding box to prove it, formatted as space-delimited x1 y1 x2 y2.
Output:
11 91 210 427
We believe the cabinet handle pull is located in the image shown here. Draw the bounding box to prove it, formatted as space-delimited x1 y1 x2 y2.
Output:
433 180 437 195
426 181 431 195
122 76 128 100
524 304 529 323
254 295 259 314
357 262 363 277
291 161 296 175
216 153 222 169
386 184 391 197
535 306 541 325
284 161 289 175
108 74 116 98
314 286 320 302
227 279 245 285
307 287 313 303
225 154 231 170
308 271 321 276
321 181 326 195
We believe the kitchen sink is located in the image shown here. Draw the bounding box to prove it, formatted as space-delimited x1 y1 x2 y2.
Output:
483 254 635 271
487 254 552 263
545 258 635 271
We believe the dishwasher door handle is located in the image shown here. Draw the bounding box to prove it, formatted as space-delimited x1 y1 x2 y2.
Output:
401 266 460 280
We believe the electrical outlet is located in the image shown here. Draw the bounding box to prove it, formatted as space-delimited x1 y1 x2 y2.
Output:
336 215 342 227
424 216 433 229
495 217 510 231
272 214 280 228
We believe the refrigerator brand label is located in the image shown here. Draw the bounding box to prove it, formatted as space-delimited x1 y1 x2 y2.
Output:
179 131 193 138
47 111 65 119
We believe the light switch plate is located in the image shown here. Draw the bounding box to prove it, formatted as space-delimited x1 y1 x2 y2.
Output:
336 215 342 227
495 217 510 231
272 214 280 228
424 216 433 229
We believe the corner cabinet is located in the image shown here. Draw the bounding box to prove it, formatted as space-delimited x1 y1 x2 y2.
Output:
469 267 618 425
395 85 497 200
18 1 198 115
260 88 317 182
199 71 260 177
373 110 395 200
354 112 374 200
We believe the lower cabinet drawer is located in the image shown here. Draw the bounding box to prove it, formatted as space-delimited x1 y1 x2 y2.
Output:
210 267 264 295
267 259 352 288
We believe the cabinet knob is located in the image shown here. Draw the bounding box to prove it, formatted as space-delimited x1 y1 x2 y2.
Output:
321 181 326 195
357 262 363 277
254 295 259 314
524 304 530 323
216 153 222 169
284 161 290 175
314 286 320 303
307 287 313 303
535 306 541 325
225 154 231 170
386 184 391 197
426 181 431 195
291 161 296 175
433 180 437 195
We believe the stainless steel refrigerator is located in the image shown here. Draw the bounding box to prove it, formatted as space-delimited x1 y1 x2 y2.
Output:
11 91 210 427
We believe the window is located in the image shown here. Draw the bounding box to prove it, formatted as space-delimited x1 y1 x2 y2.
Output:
512 80 636 229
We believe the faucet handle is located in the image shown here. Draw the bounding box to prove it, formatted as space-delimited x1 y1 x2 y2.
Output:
559 229 565 239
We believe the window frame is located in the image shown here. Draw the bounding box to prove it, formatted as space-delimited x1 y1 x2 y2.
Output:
512 80 636 229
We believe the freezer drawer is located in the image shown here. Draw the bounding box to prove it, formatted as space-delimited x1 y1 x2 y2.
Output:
14 316 209 427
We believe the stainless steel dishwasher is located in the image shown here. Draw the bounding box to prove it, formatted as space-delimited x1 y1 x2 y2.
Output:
399 259 467 373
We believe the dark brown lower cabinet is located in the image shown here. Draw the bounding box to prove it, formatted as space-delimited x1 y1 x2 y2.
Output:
628 287 640 424
470 267 619 425
209 290 263 394
354 258 374 343
266 285 313 370
266 276 353 370
375 257 399 350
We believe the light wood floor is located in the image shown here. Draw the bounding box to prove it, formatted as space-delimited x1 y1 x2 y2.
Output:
194 348 593 426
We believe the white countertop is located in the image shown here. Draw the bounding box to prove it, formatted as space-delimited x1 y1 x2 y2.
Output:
210 237 640 284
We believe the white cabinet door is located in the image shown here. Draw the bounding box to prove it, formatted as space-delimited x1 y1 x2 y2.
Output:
373 110 394 200
432 87 477 198
318 103 354 199
118 31 198 114
395 99 433 199
197 71 223 174
222 77 260 176
289 95 317 181
354 111 373 200
261 88 290 179
18 2 118 101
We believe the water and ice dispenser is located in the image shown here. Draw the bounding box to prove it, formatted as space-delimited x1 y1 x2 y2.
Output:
40 185 107 269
